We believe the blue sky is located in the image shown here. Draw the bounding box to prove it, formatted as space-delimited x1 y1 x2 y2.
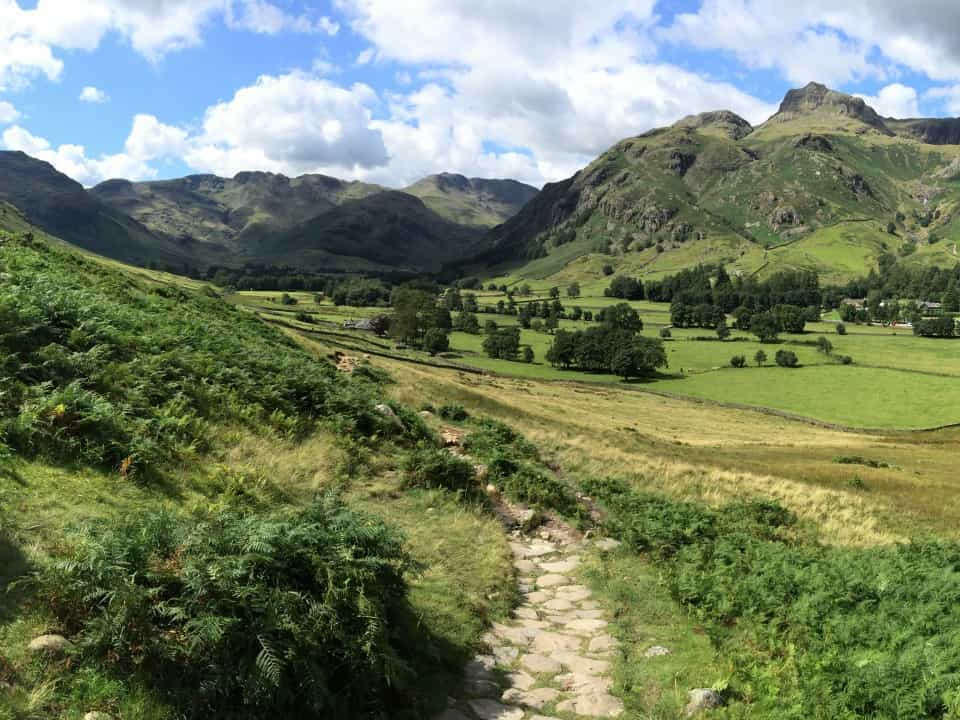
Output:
3 0 960 188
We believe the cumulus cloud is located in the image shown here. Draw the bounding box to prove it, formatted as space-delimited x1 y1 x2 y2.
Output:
856 83 920 119
0 100 18 124
185 71 388 177
3 113 188 186
79 85 109 103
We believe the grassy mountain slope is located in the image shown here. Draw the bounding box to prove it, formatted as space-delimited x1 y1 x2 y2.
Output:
403 172 539 226
91 171 384 255
0 151 190 267
265 190 485 271
467 82 960 285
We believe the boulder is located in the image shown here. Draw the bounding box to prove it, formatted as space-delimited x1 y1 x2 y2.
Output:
83 713 115 720
28 634 72 657
374 403 402 428
685 688 723 716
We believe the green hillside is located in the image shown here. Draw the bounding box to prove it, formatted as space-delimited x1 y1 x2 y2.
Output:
461 82 960 285
403 172 538 226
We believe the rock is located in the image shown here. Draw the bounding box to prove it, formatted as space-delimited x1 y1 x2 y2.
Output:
465 679 502 698
557 672 613 694
525 591 552 604
574 609 605 620
492 623 532 646
513 558 538 574
535 574 569 588
551 651 610 676
506 670 536 691
556 692 624 717
588 635 620 654
685 688 723 716
28 634 72 657
542 598 574 612
539 557 579 573
501 687 561 710
468 698 525 720
374 403 403 428
83 713 115 720
529 716 561 720
594 538 621 552
514 607 539 620
554 585 592 602
493 645 520 665
475 464 490 482
644 645 671 658
518 508 541 531
520 653 562 675
465 655 497 681
418 410 434 418
530 631 582 654
564 618 608 634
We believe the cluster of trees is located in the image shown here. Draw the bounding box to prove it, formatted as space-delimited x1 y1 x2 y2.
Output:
482 326 533 362
913 317 957 338
841 253 960 307
645 265 824 310
389 288 451 355
546 303 665 379
604 275 644 300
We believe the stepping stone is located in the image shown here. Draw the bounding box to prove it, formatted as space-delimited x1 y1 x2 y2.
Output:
556 692 624 717
514 559 538 573
465 679 502 698
465 655 497 681
554 585 592 602
539 557 580 573
506 670 536 691
492 623 532 646
520 653 562 675
515 607 539 620
574 609 605 620
557 672 613 694
536 574 569 588
551 651 610 675
531 631 582 654
502 687 561 710
580 600 601 610
588 635 620 654
511 542 556 559
564 618 608 634
526 591 552 604
519 619 551 633
594 538 621 551
494 645 520 665
468 699 525 720
543 598 575 612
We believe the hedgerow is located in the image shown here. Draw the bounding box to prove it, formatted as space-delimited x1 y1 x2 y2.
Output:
584 478 960 719
0 236 413 477
32 494 421 719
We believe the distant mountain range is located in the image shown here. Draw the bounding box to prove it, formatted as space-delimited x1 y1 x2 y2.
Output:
7 81 960 282
0 152 538 273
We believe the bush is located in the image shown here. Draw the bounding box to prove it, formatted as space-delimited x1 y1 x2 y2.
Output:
438 404 469 422
33 496 419 718
775 349 799 367
840 355 854 365
294 310 315 324
659 327 672 339
730 355 747 368
402 446 475 493
836 322 847 335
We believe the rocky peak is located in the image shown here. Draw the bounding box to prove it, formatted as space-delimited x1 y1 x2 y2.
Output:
771 82 891 133
673 110 754 140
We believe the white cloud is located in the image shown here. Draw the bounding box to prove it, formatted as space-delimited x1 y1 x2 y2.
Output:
79 85 109 103
926 85 960 116
0 100 18 124
856 83 920 118
185 71 389 177
3 113 188 186
331 0 775 186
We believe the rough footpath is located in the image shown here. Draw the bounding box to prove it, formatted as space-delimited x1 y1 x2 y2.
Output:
435 525 624 720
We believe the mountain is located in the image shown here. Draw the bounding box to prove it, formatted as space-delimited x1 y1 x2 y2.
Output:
403 173 539 226
91 172 385 256
0 151 189 266
461 82 960 284
265 191 485 272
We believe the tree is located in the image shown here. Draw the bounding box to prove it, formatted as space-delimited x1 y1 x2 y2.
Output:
716 318 731 340
751 311 780 343
570 306 583 321
660 327 672 339
423 328 449 356
836 322 847 336
942 286 960 313
484 319 498 335
444 288 463 311
610 336 668 380
774 304 806 334
583 310 593 322
455 312 480 334
815 336 833 355
730 355 747 368
483 327 521 360
390 288 437 346
369 315 391 337
913 317 956 338
280 293 297 306
546 330 578 368
602 264 615 276
754 349 767 367
549 286 560 299
521 346 535 363
840 304 859 323
462 293 479 313
607 276 644 300
775 349 799 367
599 303 643 333
545 313 559 333
567 282 581 298
887 221 897 234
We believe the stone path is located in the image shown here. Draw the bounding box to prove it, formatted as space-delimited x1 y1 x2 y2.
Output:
436 530 624 720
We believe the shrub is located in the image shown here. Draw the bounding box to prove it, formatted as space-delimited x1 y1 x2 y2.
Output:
294 310 315 324
840 355 854 365
775 349 799 367
660 327 672 339
279 293 297 305
730 355 747 368
33 496 419 718
836 322 847 335
438 404 469 422
401 446 475 493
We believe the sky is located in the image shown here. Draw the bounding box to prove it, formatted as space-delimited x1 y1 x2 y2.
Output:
4 1 960 189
